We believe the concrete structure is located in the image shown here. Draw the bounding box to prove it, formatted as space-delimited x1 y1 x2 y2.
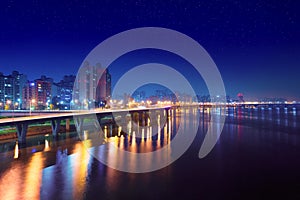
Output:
0 106 171 144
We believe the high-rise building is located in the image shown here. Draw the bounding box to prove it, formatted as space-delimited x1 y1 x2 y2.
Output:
35 79 52 109
74 62 111 108
22 76 52 110
54 75 76 109
0 71 27 109
11 71 27 108
0 73 14 105
106 69 111 103
22 82 36 109
74 61 97 106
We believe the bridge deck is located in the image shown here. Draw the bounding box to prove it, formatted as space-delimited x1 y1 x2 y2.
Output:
0 106 171 127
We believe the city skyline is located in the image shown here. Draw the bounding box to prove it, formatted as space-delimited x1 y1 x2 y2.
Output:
0 69 295 105
0 1 299 100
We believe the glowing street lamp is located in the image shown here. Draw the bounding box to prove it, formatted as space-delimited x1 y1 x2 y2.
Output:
14 102 19 110
6 100 12 110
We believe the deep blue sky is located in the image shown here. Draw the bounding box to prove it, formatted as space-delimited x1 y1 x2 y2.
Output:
0 0 299 100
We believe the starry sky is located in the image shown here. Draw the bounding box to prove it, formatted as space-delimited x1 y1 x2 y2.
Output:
0 0 299 100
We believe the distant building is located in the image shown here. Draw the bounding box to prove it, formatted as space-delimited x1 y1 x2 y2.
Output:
11 71 27 107
22 76 52 110
0 71 27 109
22 82 36 109
106 69 111 103
237 93 245 102
39 75 54 84
0 73 14 106
74 62 111 108
74 61 98 108
51 83 59 99
260 97 287 103
96 65 107 104
132 90 146 102
35 79 52 109
54 75 76 109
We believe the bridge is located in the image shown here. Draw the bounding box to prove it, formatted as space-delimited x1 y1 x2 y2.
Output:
1 102 299 143
0 106 171 143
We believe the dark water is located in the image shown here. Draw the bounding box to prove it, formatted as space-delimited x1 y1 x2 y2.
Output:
0 107 300 200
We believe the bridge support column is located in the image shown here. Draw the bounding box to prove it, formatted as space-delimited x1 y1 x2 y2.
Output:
165 108 170 119
51 119 61 136
16 123 28 143
93 117 101 132
149 110 157 126
74 117 84 133
133 112 139 124
158 109 166 127
65 119 70 132
144 111 150 126
139 111 146 126
119 112 127 127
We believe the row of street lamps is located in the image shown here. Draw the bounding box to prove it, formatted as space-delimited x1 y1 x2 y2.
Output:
0 99 35 112
0 100 19 110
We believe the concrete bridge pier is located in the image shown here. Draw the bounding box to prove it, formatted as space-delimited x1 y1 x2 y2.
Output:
172 108 177 138
144 111 150 126
74 117 84 133
139 111 147 127
158 109 166 127
93 118 101 132
166 107 171 119
66 119 70 132
119 112 128 127
131 112 139 125
148 110 157 126
16 123 28 143
51 119 61 136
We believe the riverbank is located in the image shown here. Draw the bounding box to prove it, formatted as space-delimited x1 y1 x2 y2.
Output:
0 124 76 141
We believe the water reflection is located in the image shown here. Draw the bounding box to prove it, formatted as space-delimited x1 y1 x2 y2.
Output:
14 141 19 159
24 152 44 199
44 138 50 152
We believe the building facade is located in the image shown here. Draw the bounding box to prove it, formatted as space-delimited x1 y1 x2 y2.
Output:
0 71 27 109
52 75 76 109
22 76 52 110
74 62 111 109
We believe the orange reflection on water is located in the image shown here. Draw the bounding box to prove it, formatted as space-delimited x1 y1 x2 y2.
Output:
118 126 122 137
0 161 22 200
14 141 19 159
71 141 91 199
24 152 44 200
44 139 50 152
0 144 45 200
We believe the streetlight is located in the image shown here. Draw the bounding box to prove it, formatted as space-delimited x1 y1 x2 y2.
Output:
14 102 19 110
29 99 35 116
17 98 21 109
6 100 12 110
83 99 87 109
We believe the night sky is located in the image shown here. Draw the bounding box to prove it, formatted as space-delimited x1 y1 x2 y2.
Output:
0 0 299 100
